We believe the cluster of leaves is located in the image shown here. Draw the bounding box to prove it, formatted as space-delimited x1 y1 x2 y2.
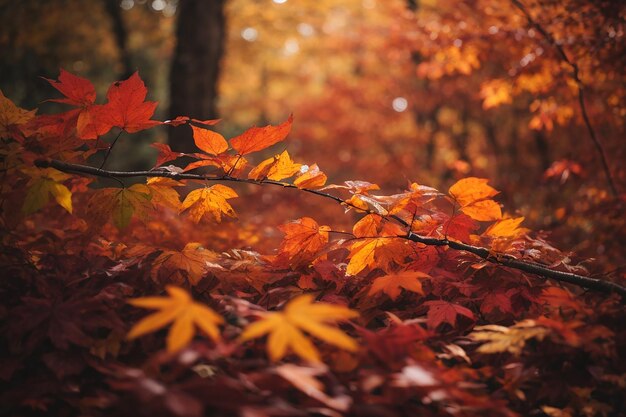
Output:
0 71 624 417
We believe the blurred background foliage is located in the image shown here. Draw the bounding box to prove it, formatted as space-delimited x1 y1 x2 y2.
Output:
1 0 624 275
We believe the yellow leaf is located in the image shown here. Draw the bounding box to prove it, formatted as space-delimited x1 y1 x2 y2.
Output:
146 177 182 210
239 294 358 362
368 271 429 300
127 286 223 352
248 150 301 181
346 238 411 276
180 184 238 223
277 217 330 265
449 177 502 221
21 168 73 214
0 90 36 138
470 320 550 355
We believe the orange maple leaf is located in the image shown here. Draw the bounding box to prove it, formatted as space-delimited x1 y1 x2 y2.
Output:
449 177 502 221
239 294 358 362
294 163 327 189
127 286 223 352
151 242 219 285
180 184 238 223
230 114 293 155
276 217 330 266
368 271 429 300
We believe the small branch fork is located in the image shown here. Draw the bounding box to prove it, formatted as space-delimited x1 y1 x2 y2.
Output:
35 158 626 300
510 0 619 197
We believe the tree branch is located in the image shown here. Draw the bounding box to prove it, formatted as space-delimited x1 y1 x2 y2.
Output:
510 0 619 197
35 158 626 300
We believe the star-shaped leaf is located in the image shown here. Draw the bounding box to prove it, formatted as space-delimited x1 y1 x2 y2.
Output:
240 294 358 362
368 271 429 300
127 286 223 352
180 184 238 223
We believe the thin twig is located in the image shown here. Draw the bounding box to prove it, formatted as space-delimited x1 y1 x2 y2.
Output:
100 130 124 169
34 158 626 299
509 0 618 197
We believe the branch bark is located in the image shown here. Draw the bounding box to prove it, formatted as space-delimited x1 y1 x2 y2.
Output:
35 158 626 300
510 0 619 197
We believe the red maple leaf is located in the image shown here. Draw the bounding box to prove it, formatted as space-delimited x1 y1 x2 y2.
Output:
98 72 162 133
424 300 474 329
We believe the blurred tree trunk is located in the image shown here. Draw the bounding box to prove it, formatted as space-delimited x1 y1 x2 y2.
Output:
168 0 226 152
103 0 133 79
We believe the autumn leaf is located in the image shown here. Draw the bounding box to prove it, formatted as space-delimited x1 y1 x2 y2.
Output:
191 125 228 155
276 217 330 265
0 90 36 139
21 168 73 214
248 150 301 181
346 238 411 276
230 114 293 155
423 300 475 329
151 143 183 167
99 72 162 133
127 286 223 352
368 271 429 300
484 217 527 238
146 177 182 210
180 184 238 223
151 242 219 285
470 321 550 355
87 184 153 229
45 68 96 107
240 294 358 362
294 163 327 188
449 177 502 221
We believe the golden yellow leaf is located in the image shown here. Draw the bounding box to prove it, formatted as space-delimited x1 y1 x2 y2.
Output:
239 294 358 362
21 168 73 215
449 177 502 221
180 184 238 223
346 238 411 276
127 286 223 352
146 177 182 210
484 217 527 238
0 90 36 138
248 150 301 181
368 271 429 300
470 320 550 355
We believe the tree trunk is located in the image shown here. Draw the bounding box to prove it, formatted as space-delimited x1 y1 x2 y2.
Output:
168 0 226 152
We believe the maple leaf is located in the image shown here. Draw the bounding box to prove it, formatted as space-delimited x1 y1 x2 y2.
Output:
87 184 154 229
423 300 474 329
239 294 358 362
146 177 182 210
151 242 219 285
449 177 502 221
346 238 411 276
191 125 228 155
277 217 330 265
230 114 293 155
99 72 162 133
45 68 96 107
21 168 72 214
470 321 550 355
248 150 302 181
127 286 223 352
180 184 238 223
0 90 36 139
294 163 327 188
368 271 429 300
